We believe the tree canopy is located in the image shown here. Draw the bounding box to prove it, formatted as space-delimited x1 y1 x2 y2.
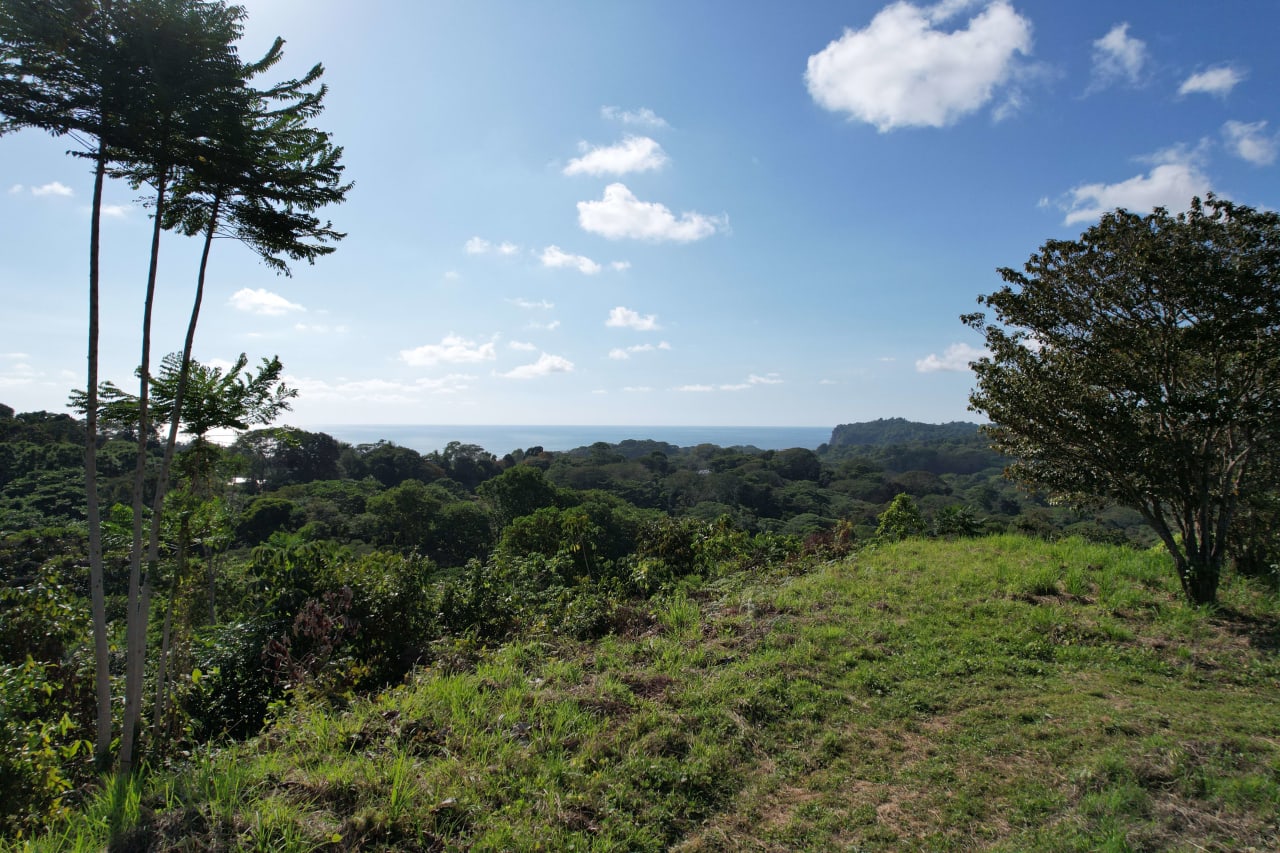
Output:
965 196 1280 604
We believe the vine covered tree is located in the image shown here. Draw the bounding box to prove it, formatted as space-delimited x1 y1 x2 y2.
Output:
965 196 1280 605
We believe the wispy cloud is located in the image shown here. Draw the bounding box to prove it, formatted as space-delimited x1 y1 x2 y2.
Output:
564 136 668 177
465 236 519 255
916 342 989 372
501 353 575 379
805 0 1033 131
294 322 348 334
400 334 497 367
286 374 474 403
540 245 602 274
578 183 726 242
606 306 660 331
1222 120 1277 166
601 106 669 128
721 373 784 391
608 341 671 360
0 353 40 387
229 287 304 315
1089 23 1148 91
1179 65 1245 98
509 298 554 311
508 340 537 351
674 372 783 392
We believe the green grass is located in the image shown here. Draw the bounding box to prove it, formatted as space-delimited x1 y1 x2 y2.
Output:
16 534 1280 851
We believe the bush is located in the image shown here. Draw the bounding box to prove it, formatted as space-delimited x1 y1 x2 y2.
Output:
875 494 925 541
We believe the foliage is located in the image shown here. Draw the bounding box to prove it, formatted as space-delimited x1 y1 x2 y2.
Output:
932 503 982 538
477 464 561 528
71 353 296 448
966 196 1280 604
875 493 926 541
0 657 94 838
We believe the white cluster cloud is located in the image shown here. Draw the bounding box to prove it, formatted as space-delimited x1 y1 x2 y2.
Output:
578 183 725 242
1179 65 1245 98
465 236 519 255
29 181 74 198
601 106 669 128
608 342 671 360
1222 120 1277 166
804 0 1032 131
916 342 989 372
229 287 304 315
606 306 659 331
1090 23 1147 90
540 245 602 275
564 136 668 177
501 353 574 379
400 334 497 367
1062 148 1211 225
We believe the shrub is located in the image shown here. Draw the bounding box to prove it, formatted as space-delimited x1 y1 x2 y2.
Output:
875 494 925 541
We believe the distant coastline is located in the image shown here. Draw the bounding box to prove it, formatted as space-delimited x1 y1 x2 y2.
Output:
308 424 835 456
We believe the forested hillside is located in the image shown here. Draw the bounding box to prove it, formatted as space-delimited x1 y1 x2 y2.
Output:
0 405 1168 838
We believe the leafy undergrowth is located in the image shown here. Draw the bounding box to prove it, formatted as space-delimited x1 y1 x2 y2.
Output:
21 535 1280 851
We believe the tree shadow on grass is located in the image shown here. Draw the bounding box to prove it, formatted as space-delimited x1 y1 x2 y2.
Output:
1211 606 1280 654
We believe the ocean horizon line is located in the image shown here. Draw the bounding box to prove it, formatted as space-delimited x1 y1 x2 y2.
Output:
305 424 838 456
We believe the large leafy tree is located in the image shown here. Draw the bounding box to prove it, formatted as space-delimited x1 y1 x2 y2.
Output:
965 196 1280 605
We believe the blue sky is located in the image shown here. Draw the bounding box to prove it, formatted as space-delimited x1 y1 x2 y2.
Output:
2 1 1278 428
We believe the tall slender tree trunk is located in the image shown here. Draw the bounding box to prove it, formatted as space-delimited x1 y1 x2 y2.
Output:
151 195 221 549
138 197 224 759
152 518 187 742
87 137 113 768
120 168 170 776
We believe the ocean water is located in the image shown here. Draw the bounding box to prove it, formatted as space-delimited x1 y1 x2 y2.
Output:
310 424 835 456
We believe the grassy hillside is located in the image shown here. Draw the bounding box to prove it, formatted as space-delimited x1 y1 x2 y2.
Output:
24 536 1280 852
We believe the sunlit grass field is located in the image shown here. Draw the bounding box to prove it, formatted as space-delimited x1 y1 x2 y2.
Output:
21 535 1280 851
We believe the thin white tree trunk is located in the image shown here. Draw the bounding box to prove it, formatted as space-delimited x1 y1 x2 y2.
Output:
120 170 169 776
86 138 113 767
